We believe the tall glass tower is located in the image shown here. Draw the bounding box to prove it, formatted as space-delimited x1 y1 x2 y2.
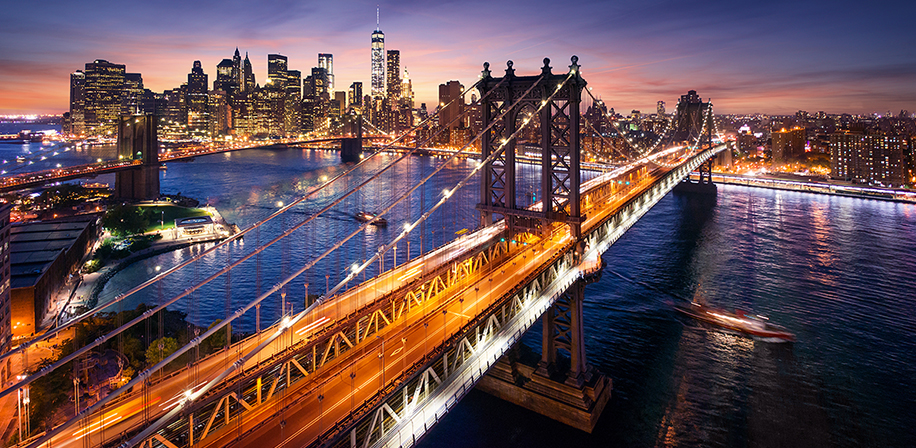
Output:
371 8 385 99
318 53 334 91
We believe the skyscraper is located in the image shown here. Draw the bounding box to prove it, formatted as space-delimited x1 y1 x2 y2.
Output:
68 71 85 135
286 69 302 134
318 53 334 91
83 59 126 135
371 9 385 99
349 82 363 108
438 80 464 130
120 73 144 116
401 67 414 109
242 53 255 93
386 50 401 103
308 67 330 100
268 54 288 88
232 48 242 85
333 91 348 117
215 59 235 92
186 61 210 137
657 101 665 117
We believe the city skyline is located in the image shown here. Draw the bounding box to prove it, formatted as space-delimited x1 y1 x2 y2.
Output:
1 0 914 116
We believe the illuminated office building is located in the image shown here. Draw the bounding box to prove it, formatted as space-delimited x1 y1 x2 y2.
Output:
318 53 334 91
68 71 85 135
120 73 144 115
242 53 255 93
186 61 210 137
386 50 401 102
349 82 363 108
438 80 464 131
232 48 242 88
83 59 126 135
215 58 235 93
371 11 385 98
268 54 288 88
286 69 302 134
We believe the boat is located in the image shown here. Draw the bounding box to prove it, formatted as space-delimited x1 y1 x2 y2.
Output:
676 301 795 342
355 211 387 227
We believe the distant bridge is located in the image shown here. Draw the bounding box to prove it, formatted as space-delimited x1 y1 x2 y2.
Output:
0 135 390 194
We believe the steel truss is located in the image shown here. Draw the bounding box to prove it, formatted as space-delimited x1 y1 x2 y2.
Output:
478 57 587 237
128 237 521 447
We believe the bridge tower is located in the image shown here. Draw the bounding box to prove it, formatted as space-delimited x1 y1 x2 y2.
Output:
476 58 610 433
477 57 586 238
114 114 160 200
340 108 363 164
674 101 718 194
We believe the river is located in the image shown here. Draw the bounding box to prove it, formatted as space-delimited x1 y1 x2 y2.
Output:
4 131 914 446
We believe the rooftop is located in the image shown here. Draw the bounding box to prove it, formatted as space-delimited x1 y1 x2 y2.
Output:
10 220 93 289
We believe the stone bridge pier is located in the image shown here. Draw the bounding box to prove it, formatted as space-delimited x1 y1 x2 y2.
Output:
477 272 612 433
114 114 160 200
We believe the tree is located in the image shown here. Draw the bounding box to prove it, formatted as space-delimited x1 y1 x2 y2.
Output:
121 335 145 371
145 337 179 366
201 319 230 355
102 204 150 237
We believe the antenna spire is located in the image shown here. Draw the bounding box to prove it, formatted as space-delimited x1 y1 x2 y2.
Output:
376 6 379 29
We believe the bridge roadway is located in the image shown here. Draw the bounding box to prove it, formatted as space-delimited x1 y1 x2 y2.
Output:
34 146 709 448
183 152 689 448
40 222 503 448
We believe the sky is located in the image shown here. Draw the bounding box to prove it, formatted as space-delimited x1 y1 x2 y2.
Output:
1 0 914 116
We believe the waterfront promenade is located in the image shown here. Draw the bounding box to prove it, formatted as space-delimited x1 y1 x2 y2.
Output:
706 172 916 203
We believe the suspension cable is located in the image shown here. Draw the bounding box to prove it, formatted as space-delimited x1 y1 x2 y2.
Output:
121 72 563 447
18 78 512 448
1 79 497 407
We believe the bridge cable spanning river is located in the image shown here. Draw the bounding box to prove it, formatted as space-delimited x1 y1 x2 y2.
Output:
2 56 726 448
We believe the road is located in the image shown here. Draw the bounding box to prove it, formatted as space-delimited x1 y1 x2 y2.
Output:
35 150 682 448
39 222 505 448
196 162 677 448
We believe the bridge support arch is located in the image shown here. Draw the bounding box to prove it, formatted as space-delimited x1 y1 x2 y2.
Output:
477 57 587 238
114 114 160 200
473 58 610 433
673 103 718 195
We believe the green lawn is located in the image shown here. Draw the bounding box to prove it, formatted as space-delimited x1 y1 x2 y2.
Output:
135 204 211 232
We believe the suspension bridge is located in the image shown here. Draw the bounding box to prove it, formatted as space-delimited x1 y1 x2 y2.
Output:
1 56 728 448
0 131 390 195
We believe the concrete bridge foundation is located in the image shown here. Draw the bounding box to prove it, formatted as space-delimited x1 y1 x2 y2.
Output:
477 277 612 433
340 138 362 164
673 158 717 194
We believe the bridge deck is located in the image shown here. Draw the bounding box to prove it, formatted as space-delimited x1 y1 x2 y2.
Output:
36 145 721 448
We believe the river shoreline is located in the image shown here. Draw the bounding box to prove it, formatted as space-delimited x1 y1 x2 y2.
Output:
702 173 916 203
53 205 237 326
